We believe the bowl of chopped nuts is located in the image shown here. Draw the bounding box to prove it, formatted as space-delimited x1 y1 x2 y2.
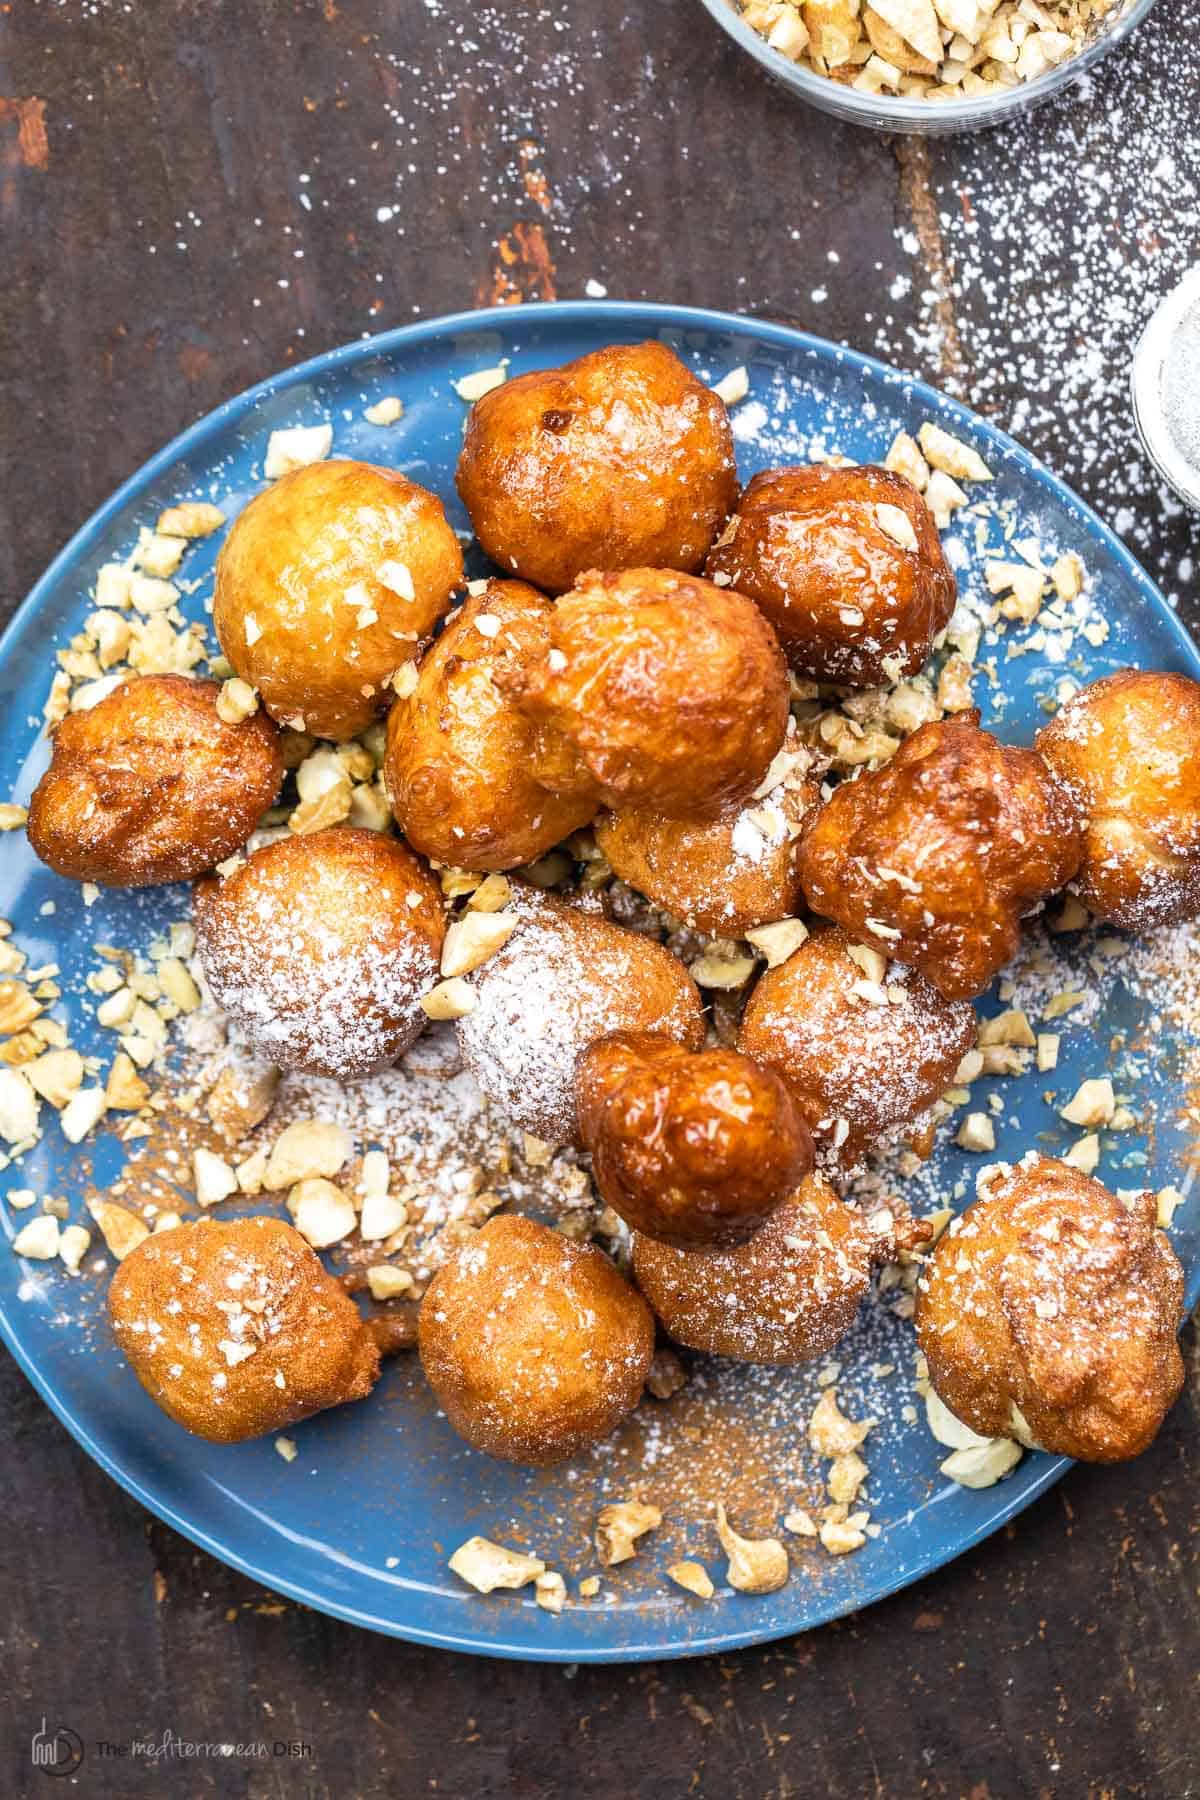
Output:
698 0 1158 131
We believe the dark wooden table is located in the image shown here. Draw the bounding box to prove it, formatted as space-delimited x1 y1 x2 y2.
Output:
2 4 1198 1795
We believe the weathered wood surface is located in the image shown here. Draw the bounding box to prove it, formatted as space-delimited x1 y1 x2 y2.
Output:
2 3 1198 1795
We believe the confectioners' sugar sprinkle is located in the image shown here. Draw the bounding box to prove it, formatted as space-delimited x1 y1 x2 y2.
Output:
455 889 701 1144
197 858 437 1080
874 6 1200 599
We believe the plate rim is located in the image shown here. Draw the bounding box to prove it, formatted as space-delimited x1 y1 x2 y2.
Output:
0 298 1193 1663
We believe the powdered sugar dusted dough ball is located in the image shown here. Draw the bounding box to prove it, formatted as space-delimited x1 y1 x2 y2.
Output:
194 826 445 1081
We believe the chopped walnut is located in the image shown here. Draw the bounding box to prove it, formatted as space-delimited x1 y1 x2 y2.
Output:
595 1501 662 1567
666 1561 715 1599
206 1062 279 1143
808 1387 877 1457
645 1347 689 1400
714 1504 789 1595
88 1199 150 1261
448 1536 545 1593
534 1572 567 1615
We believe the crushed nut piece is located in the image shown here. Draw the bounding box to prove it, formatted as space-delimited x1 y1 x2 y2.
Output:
366 1265 414 1301
453 366 507 402
712 365 750 407
287 1178 356 1248
364 396 404 426
263 1118 351 1190
744 917 809 966
13 1214 60 1259
809 1387 876 1456
420 977 477 1021
535 1572 567 1614
193 1146 238 1208
88 1199 150 1261
714 1503 789 1594
595 1501 662 1567
448 1536 545 1593
955 1111 996 1152
1059 1077 1115 1128
441 911 518 978
667 1561 715 1599
940 1438 1023 1488
264 423 333 480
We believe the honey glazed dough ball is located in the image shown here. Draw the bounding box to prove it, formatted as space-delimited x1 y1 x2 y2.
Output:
797 713 1085 1001
1036 669 1200 930
194 826 444 1081
109 1217 380 1443
915 1155 1185 1462
737 924 976 1172
418 1213 656 1465
26 673 283 888
497 567 790 820
454 339 737 595
454 884 706 1145
576 1031 815 1248
632 1172 895 1365
213 459 463 740
594 732 824 936
383 578 594 870
705 463 956 687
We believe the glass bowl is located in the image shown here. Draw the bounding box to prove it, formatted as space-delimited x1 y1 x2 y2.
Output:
695 0 1159 134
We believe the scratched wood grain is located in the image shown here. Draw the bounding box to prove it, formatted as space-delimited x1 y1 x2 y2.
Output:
1 3 1198 1796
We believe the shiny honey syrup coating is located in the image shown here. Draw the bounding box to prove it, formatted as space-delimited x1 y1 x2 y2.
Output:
418 1213 656 1465
915 1156 1185 1462
797 712 1084 1001
454 884 706 1146
213 459 463 741
26 673 283 888
576 1031 814 1248
632 1172 912 1365
383 578 594 870
496 567 790 820
454 340 737 595
109 1217 380 1443
705 463 956 687
594 731 823 936
738 924 976 1172
1036 669 1200 930
194 825 444 1081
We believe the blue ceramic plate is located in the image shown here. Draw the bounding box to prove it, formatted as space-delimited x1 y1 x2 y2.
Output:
1 303 1197 1663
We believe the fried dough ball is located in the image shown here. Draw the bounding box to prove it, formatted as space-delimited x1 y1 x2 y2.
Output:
594 734 823 934
915 1156 1185 1462
577 1031 814 1248
455 884 705 1144
738 925 976 1171
418 1214 655 1465
705 464 956 687
797 713 1084 1000
1036 670 1200 929
213 459 462 740
632 1172 893 1365
455 340 737 594
27 674 282 888
194 826 444 1080
383 578 593 870
497 568 789 820
109 1217 380 1443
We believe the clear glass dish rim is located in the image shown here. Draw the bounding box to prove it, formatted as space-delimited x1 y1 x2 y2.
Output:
695 0 1160 131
